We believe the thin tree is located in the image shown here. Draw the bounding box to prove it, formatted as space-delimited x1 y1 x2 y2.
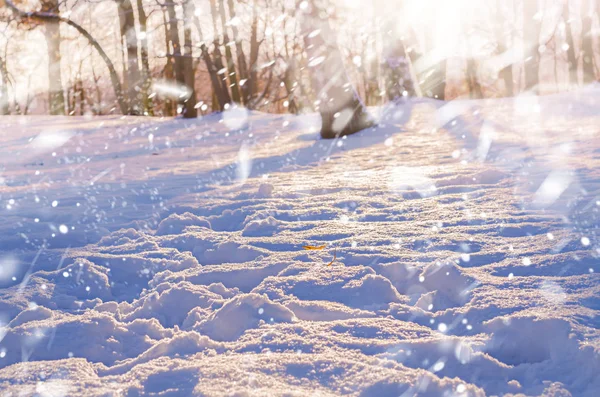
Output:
116 0 141 114
0 54 10 115
247 0 261 102
380 16 418 101
494 0 514 96
40 0 65 115
135 0 153 114
581 0 595 83
217 0 242 103
191 1 230 110
161 7 175 115
564 1 578 87
209 0 233 106
5 0 128 114
301 0 374 139
523 0 542 93
165 0 194 116
281 6 302 114
226 0 249 103
182 0 197 117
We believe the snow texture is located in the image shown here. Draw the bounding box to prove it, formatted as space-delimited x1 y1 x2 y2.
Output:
0 87 599 396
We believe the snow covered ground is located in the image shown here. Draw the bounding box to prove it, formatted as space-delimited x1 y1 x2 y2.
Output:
0 87 599 396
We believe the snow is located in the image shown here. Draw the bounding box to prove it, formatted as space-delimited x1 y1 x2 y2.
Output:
0 87 599 395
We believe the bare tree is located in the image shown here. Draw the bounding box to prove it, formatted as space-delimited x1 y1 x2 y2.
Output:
380 15 418 101
564 1 579 88
301 0 374 139
40 0 65 114
247 0 261 102
281 7 303 114
581 0 595 83
116 0 141 114
494 0 514 96
136 0 153 115
192 9 230 110
182 0 197 117
216 0 242 103
0 54 10 115
160 7 175 115
165 0 196 117
523 0 542 93
209 0 233 107
226 0 250 103
5 0 127 114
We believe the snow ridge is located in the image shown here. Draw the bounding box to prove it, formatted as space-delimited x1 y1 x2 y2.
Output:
0 91 599 395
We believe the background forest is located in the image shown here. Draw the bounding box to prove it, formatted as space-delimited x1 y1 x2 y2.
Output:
0 0 599 118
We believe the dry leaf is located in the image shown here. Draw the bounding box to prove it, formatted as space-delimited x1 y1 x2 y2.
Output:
303 245 326 250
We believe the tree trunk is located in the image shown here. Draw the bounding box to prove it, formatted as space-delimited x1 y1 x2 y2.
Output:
248 0 260 101
428 58 447 100
136 0 153 115
116 0 141 114
283 60 300 114
596 0 600 81
6 0 127 114
500 60 514 96
495 0 514 96
209 0 233 106
41 0 65 115
301 1 374 139
165 1 189 116
463 28 482 99
217 0 242 103
0 55 10 115
203 44 230 110
523 0 542 93
564 2 579 88
282 16 301 114
161 8 175 115
91 64 103 115
182 0 197 118
191 2 230 111
581 0 595 84
226 0 249 103
466 58 483 99
381 18 418 101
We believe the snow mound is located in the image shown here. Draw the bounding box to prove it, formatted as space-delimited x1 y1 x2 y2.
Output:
196 293 296 341
119 281 234 328
102 331 218 376
206 208 250 231
8 306 53 328
416 263 476 311
256 182 275 198
255 266 407 309
97 228 148 247
83 250 198 299
155 212 211 236
40 259 112 301
155 260 288 293
242 216 281 237
0 312 157 369
196 241 265 265
0 358 99 396
485 316 579 365
285 299 376 321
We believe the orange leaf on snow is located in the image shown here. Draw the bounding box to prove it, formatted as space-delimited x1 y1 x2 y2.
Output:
302 245 326 250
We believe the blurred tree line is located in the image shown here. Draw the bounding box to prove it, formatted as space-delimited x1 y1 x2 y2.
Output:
0 0 599 125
